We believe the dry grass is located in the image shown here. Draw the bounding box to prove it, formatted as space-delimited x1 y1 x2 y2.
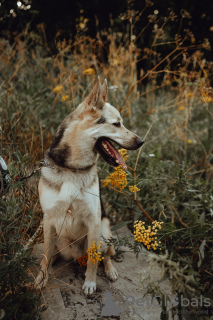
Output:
0 6 213 318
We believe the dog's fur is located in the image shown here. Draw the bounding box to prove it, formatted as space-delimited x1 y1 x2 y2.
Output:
35 79 143 295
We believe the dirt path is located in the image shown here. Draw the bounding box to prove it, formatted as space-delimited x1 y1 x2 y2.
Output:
33 227 172 320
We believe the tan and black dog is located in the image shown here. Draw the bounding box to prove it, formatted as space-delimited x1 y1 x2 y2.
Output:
35 78 143 294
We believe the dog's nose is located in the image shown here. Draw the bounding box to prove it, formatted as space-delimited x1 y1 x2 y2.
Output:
137 138 144 148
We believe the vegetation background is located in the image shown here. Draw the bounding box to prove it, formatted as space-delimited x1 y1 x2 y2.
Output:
0 0 213 319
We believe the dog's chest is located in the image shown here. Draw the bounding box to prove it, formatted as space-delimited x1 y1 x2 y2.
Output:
40 167 101 238
52 183 100 239
53 205 88 239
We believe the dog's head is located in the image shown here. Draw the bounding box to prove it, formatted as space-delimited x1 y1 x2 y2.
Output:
78 78 144 170
47 78 144 170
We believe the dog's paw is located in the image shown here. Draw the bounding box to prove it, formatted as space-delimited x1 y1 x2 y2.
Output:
82 281 96 295
105 265 118 281
34 271 48 289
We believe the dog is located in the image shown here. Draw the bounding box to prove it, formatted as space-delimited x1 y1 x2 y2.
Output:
35 78 143 295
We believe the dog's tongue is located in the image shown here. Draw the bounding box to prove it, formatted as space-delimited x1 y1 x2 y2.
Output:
104 140 127 170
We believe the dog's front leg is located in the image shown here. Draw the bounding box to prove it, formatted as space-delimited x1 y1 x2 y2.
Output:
35 182 78 288
35 218 57 288
83 220 101 295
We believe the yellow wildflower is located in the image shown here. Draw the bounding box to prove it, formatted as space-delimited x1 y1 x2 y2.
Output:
102 150 128 191
118 148 128 161
53 85 63 93
87 241 104 265
102 177 111 188
61 95 69 102
79 22 85 29
187 92 194 98
102 166 128 191
129 185 140 193
134 220 163 251
202 94 212 104
78 241 104 266
187 139 193 144
83 68 95 75
178 106 186 111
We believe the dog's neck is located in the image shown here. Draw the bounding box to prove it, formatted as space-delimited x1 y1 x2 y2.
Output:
44 154 98 173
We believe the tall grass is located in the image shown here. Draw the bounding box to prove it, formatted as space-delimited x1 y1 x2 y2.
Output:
0 5 213 318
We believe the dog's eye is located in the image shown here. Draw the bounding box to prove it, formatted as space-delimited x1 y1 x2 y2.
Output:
113 122 121 127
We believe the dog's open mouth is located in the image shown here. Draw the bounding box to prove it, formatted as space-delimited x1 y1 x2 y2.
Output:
95 138 127 170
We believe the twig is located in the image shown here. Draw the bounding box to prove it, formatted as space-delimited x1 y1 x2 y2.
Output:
106 185 154 222
134 200 154 222
172 206 189 228
204 270 213 276
23 221 43 251
206 107 213 117
134 121 154 171
107 185 132 199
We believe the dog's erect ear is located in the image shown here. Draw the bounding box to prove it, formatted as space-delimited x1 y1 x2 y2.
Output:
85 77 103 108
101 79 108 102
